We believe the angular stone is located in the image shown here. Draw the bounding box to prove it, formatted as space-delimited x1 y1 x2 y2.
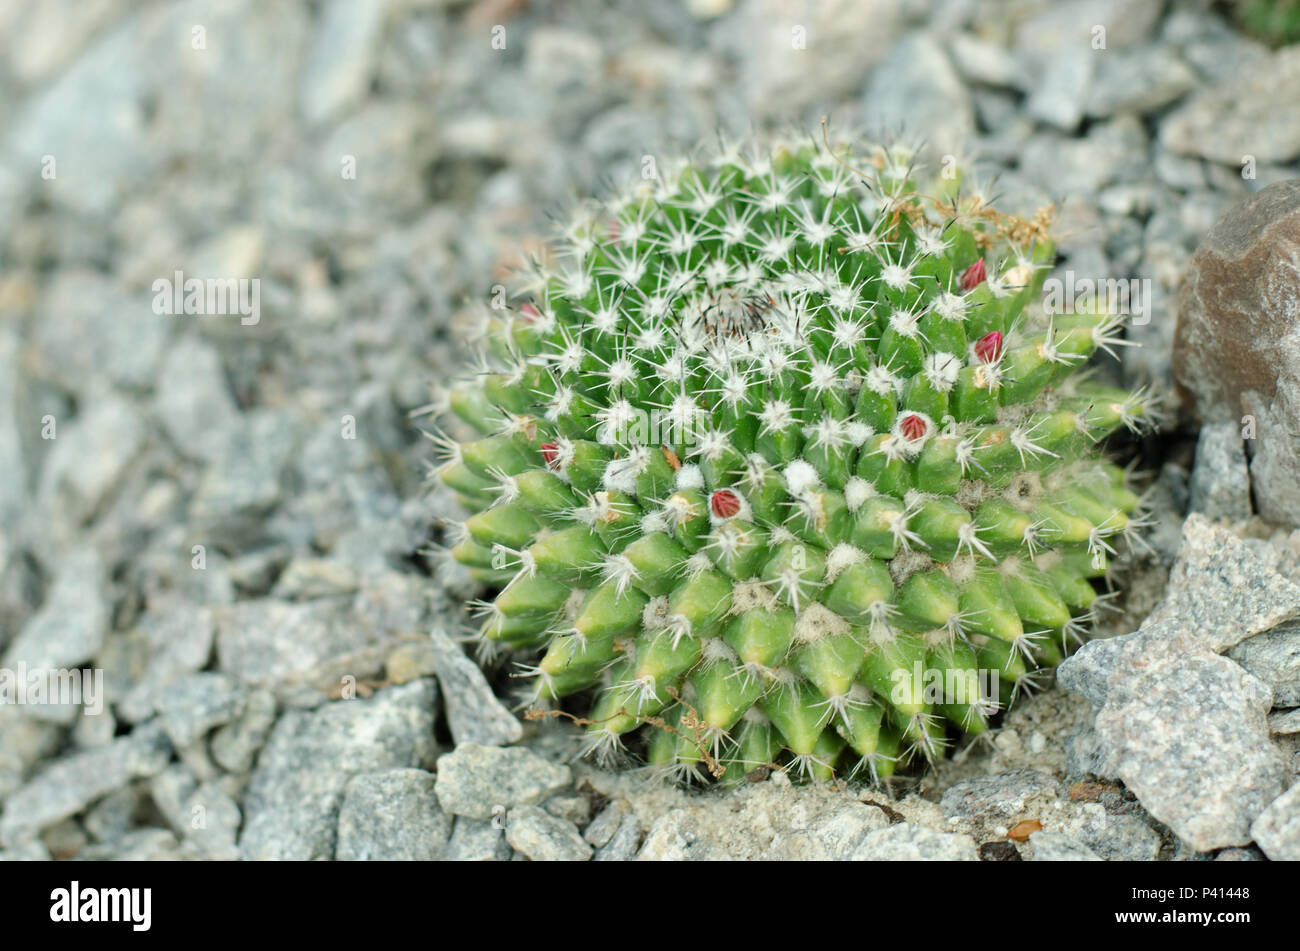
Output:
505 806 591 861
594 813 643 862
336 769 452 861
0 722 173 846
939 769 1059 820
433 743 571 821
428 628 521 747
860 31 973 163
1144 514 1300 652
1068 634 1286 851
238 681 438 860
1173 181 1300 526
851 823 979 861
444 817 512 862
1029 831 1103 861
156 673 247 749
1250 783 1300 861
1161 46 1300 165
1187 422 1252 522
1229 621 1300 707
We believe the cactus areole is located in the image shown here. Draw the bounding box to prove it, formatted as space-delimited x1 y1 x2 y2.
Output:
433 134 1154 783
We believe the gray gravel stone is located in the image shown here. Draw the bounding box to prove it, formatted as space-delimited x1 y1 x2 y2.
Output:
1086 45 1195 117
1161 45 1300 165
1025 44 1093 131
429 628 522 747
2 548 107 681
505 805 592 861
117 600 216 724
1250 783 1300 861
433 743 571 821
157 672 247 749
82 786 141 844
35 391 146 540
860 31 973 163
852 823 979 861
1055 801 1163 861
215 598 378 687
584 801 629 848
0 720 173 846
300 0 388 126
1143 515 1300 654
1029 831 1103 861
1269 708 1300 735
0 839 51 861
444 816 513 862
1060 620 1286 851
1187 422 1252 522
209 688 277 774
152 336 239 464
948 34 1025 89
336 768 452 861
594 813 643 861
1228 622 1300 708
183 780 242 860
939 769 1059 820
238 680 438 860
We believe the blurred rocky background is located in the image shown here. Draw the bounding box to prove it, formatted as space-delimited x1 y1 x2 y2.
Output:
0 0 1298 861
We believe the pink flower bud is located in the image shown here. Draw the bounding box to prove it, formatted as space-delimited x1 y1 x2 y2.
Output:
710 489 741 518
960 259 986 291
898 413 928 442
974 330 1004 363
540 442 560 469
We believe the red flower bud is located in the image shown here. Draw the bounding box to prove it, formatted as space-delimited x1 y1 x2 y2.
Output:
973 330 1004 363
898 414 928 442
540 442 560 469
710 489 741 518
520 303 539 323
960 259 986 291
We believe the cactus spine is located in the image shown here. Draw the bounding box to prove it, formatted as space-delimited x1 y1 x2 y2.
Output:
432 133 1154 782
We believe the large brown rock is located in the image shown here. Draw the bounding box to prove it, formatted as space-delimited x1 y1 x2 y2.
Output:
1174 180 1300 526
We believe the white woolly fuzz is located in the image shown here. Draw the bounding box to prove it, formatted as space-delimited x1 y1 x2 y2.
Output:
825 543 865 582
887 307 922 338
845 421 875 448
923 351 962 393
603 447 648 494
930 291 967 323
844 476 876 512
793 601 851 643
729 579 779 614
639 509 669 534
675 463 705 491
865 365 902 396
782 459 821 496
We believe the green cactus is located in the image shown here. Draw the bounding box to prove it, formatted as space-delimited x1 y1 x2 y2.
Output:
430 133 1154 783
1235 0 1300 46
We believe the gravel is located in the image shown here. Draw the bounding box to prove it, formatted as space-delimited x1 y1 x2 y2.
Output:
238 681 439 860
433 743 572 822
336 768 453 861
3 0 1298 863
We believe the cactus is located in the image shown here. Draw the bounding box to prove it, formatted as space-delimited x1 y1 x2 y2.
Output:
1235 0 1300 46
429 132 1155 783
